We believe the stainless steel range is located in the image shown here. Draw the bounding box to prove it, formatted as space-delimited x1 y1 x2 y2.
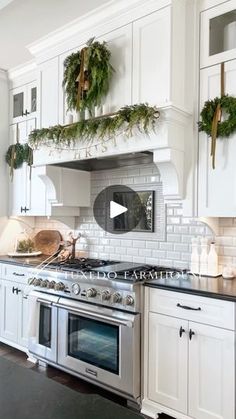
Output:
27 258 146 404
27 258 185 404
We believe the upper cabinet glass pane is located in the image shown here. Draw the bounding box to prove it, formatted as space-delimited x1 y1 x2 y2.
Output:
13 92 24 118
31 87 37 113
210 10 236 56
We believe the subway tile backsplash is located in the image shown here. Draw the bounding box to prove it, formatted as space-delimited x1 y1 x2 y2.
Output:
34 164 236 270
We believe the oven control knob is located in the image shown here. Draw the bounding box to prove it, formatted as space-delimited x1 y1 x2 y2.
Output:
33 278 42 286
28 277 35 286
101 290 111 301
54 282 66 291
72 283 81 295
86 288 97 298
47 281 56 289
125 295 134 306
41 280 49 288
112 292 122 304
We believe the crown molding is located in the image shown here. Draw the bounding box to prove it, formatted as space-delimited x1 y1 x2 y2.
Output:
28 0 170 59
8 60 37 80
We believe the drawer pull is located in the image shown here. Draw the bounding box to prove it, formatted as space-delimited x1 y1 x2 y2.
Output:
189 329 195 340
13 272 25 277
179 326 185 338
177 303 201 311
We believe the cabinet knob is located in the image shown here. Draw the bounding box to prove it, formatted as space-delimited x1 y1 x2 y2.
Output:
189 329 195 340
20 206 30 213
179 326 185 338
22 109 30 117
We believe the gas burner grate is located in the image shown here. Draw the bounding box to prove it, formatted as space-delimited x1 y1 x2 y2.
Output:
46 258 118 272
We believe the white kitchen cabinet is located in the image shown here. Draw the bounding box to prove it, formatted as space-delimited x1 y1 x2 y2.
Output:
132 2 187 109
142 288 235 419
0 280 19 343
9 163 46 217
98 25 132 112
18 290 30 348
40 56 59 128
10 80 38 125
198 59 236 217
10 118 36 145
200 0 236 69
148 313 188 414
133 8 170 107
1 281 30 349
189 322 235 419
0 266 31 351
10 162 28 216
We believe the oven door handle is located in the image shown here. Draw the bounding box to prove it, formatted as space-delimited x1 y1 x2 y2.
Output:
37 298 53 306
54 303 134 328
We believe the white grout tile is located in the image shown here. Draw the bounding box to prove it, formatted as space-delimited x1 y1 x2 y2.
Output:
33 165 236 268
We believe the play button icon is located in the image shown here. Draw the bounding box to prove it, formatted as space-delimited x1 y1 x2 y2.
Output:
110 201 128 219
93 185 145 234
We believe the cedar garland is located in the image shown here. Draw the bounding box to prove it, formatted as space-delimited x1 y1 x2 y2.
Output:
28 104 160 149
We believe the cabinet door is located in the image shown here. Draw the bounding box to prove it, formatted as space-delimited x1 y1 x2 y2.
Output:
9 162 28 216
189 322 235 419
98 25 132 112
132 7 171 106
26 166 46 216
18 288 29 348
26 118 36 138
10 86 26 124
148 313 188 413
26 81 38 119
198 60 236 216
0 280 19 343
200 0 236 69
40 57 59 128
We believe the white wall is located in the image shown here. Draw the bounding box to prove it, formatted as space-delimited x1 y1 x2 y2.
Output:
0 217 34 254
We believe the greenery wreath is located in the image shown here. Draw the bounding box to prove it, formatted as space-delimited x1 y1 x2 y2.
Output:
198 95 236 169
63 38 114 113
5 143 33 179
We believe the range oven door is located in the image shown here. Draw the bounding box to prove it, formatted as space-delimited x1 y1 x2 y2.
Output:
57 298 140 399
28 291 58 363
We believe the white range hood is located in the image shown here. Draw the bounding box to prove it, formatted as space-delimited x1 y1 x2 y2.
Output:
33 105 192 201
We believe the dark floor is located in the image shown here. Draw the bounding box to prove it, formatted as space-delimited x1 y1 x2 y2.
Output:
0 343 173 419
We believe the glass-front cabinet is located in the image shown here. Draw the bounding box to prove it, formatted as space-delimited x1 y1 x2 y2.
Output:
10 80 38 124
201 0 236 68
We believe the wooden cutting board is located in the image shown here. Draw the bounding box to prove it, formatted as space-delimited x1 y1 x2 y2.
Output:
34 230 62 256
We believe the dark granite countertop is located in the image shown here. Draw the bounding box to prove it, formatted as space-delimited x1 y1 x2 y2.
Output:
1 256 236 302
0 357 142 419
145 274 236 302
0 255 49 268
